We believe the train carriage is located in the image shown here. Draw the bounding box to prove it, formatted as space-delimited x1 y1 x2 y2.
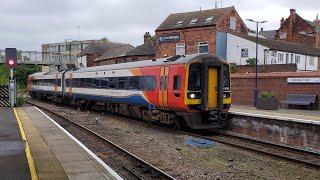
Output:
28 54 231 129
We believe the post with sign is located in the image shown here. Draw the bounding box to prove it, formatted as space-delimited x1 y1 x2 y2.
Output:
5 48 17 107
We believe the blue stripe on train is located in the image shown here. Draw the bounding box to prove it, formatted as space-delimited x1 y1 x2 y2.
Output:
70 93 151 106
31 89 151 106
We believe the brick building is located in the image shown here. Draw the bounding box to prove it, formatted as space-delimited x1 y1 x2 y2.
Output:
272 9 320 48
78 42 132 67
155 6 248 58
95 32 156 66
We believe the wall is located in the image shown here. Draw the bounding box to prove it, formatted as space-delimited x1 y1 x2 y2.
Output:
226 33 269 65
95 55 155 66
235 64 297 73
231 72 320 109
155 26 217 58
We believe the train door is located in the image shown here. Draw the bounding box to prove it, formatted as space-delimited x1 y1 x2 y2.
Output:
207 67 218 109
54 73 58 93
159 66 169 108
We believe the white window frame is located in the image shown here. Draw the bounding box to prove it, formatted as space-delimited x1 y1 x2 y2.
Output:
295 55 301 63
278 53 284 63
229 17 236 30
176 43 185 55
309 56 315 66
280 32 287 39
198 42 209 54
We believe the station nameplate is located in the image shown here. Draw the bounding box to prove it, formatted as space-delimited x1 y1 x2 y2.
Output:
287 78 320 84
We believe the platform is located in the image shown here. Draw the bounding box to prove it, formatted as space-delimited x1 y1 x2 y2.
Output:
0 108 31 180
230 105 320 125
13 106 122 180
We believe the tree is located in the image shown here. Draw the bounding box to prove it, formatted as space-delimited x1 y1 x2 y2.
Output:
246 58 256 66
248 28 256 33
100 37 109 43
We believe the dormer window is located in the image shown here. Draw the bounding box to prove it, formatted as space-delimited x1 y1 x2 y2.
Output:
175 20 184 26
204 16 214 23
190 18 199 24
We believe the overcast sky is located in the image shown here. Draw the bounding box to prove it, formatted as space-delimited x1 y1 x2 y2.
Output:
0 0 319 51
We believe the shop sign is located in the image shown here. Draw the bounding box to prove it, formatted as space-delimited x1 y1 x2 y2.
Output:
158 33 180 43
287 78 320 84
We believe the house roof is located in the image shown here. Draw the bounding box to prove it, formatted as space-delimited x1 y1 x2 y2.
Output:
95 44 135 61
232 32 320 56
156 6 234 31
78 42 129 57
125 41 155 56
259 30 277 39
305 19 320 32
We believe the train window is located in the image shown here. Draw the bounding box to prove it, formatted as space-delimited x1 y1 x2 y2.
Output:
72 79 79 87
223 66 230 91
118 77 127 90
109 78 117 89
173 75 181 90
141 76 156 91
188 63 201 91
80 78 86 88
101 78 109 88
93 78 100 88
128 76 140 90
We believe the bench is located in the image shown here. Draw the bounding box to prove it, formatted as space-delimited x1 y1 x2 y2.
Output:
280 94 318 110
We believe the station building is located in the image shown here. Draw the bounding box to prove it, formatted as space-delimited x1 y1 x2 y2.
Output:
222 32 320 71
155 6 248 58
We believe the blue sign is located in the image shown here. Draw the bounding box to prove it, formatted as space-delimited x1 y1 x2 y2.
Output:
158 33 180 43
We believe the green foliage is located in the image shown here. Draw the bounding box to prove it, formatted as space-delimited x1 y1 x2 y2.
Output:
248 28 256 33
101 37 109 43
0 64 41 89
16 96 26 107
230 63 237 73
246 58 256 66
261 91 274 98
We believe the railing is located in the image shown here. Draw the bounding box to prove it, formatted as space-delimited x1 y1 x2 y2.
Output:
0 50 78 65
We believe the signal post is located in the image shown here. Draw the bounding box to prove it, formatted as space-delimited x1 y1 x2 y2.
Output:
5 48 17 107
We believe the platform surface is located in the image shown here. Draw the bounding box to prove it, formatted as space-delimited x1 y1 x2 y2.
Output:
0 108 31 180
16 106 121 180
230 105 320 124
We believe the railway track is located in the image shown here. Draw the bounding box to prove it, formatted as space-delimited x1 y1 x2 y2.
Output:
27 101 175 180
28 100 320 171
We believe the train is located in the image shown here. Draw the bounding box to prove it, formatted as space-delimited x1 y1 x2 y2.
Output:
28 54 231 129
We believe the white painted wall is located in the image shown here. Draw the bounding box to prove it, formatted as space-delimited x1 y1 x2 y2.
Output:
226 33 318 71
226 33 269 65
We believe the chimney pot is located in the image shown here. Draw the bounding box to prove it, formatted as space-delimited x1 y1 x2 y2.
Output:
290 9 296 17
144 32 151 44
280 17 285 25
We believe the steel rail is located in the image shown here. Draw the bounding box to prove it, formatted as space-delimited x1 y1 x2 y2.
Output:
27 101 175 180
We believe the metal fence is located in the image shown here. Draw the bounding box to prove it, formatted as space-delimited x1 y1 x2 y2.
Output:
0 85 10 107
0 50 77 65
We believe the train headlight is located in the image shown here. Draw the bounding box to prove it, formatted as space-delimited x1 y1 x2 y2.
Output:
187 92 201 99
223 93 227 98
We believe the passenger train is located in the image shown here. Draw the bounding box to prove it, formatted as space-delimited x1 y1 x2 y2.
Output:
28 54 231 129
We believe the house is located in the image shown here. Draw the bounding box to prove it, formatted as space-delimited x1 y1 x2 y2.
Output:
260 9 320 48
219 32 320 71
78 42 132 67
155 6 248 58
95 32 156 66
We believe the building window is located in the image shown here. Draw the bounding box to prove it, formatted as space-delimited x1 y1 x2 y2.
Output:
278 53 284 63
198 42 209 54
229 17 236 30
241 48 248 58
204 16 214 23
295 55 301 63
280 32 287 39
176 43 185 55
309 57 315 66
190 18 198 24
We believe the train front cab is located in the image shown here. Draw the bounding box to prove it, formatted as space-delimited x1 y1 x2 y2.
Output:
182 55 231 129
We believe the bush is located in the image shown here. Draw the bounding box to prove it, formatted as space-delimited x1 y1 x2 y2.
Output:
246 58 256 66
16 96 26 107
230 63 237 73
261 91 274 98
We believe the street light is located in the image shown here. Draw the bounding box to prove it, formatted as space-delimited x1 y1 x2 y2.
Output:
246 19 267 107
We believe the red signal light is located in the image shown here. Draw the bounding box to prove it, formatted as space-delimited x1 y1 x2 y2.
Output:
8 59 15 66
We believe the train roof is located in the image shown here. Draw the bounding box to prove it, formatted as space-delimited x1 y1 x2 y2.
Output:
71 54 226 73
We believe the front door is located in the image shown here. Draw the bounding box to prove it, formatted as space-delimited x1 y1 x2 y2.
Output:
159 66 169 108
207 67 218 109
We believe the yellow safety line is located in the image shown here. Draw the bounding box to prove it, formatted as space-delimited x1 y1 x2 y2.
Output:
13 108 39 180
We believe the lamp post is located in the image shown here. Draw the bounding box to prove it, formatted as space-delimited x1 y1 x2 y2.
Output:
246 19 267 107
